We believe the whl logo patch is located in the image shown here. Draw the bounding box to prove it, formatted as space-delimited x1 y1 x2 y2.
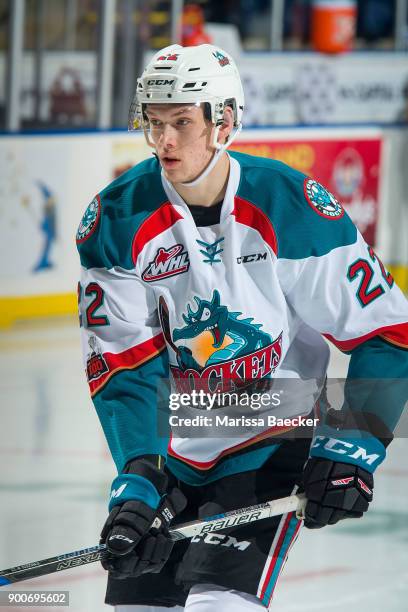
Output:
142 244 190 282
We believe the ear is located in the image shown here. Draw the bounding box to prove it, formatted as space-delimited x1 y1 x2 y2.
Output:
217 107 234 145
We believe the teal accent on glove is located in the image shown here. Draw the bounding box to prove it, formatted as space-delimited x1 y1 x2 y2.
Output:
310 426 386 473
108 474 161 511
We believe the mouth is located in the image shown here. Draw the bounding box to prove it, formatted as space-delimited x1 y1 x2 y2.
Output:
161 156 181 169
205 324 221 347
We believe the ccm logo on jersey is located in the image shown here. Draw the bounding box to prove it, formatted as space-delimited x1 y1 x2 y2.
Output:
311 436 380 466
237 252 267 264
191 533 251 551
142 244 190 282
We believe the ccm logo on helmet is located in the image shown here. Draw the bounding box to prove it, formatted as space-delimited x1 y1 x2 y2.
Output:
147 79 175 86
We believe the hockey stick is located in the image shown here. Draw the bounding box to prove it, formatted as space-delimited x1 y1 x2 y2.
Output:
158 295 180 354
0 493 306 586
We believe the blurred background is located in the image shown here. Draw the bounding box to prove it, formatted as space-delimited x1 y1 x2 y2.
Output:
0 0 408 325
0 3 408 611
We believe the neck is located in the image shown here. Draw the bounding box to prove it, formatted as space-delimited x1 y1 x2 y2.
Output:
172 153 230 207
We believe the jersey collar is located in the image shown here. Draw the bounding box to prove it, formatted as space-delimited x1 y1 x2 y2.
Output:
160 155 241 224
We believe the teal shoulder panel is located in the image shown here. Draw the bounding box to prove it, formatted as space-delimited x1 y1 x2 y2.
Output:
77 156 168 270
230 150 357 260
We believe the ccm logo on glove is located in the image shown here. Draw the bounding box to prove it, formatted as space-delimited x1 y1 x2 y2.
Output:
108 534 134 545
100 489 187 578
311 436 382 467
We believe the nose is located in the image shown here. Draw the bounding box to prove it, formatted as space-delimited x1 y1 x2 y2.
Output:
159 123 177 151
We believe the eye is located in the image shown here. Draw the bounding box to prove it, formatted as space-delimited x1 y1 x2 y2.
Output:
176 119 190 127
201 308 211 321
149 119 162 127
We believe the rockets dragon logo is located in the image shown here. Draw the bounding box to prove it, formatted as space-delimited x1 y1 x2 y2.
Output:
76 195 101 243
159 290 283 394
304 179 344 220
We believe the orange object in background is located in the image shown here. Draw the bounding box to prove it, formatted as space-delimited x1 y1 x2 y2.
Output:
182 3 212 47
311 0 357 54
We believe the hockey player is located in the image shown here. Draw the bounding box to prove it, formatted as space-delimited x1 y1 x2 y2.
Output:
77 44 408 611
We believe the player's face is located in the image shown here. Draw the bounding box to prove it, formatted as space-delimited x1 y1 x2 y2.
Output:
144 103 215 184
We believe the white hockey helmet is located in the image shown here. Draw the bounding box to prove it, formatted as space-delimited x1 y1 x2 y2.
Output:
128 44 245 131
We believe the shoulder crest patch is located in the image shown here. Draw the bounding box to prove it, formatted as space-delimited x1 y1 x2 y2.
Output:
76 195 101 243
304 179 344 220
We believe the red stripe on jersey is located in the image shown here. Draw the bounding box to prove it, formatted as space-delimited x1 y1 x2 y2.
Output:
265 519 302 606
380 322 408 349
132 202 183 265
259 512 293 601
89 333 166 396
232 196 278 256
324 321 408 352
259 513 292 601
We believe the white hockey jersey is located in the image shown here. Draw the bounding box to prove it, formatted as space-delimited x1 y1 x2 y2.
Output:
77 152 408 485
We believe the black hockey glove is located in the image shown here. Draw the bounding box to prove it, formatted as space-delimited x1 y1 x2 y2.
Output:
100 457 187 578
100 487 186 578
302 457 373 529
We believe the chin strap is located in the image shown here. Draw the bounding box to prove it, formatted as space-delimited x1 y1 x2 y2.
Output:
180 123 242 188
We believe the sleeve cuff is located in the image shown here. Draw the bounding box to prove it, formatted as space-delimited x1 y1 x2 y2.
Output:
310 426 386 473
109 473 161 511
